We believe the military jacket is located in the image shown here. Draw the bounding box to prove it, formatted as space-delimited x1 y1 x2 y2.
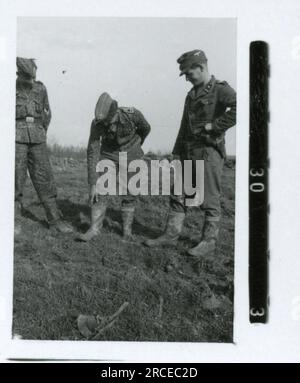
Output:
87 107 151 185
15 79 51 143
172 75 236 158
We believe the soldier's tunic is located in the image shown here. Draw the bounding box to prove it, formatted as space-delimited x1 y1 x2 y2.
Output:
15 79 57 209
87 106 151 206
171 75 236 221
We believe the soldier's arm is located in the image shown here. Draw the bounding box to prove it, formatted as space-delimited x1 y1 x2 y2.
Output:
87 120 102 186
42 84 52 130
172 98 188 155
133 108 151 144
213 82 236 133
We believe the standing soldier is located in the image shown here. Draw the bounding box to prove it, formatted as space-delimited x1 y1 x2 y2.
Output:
77 92 151 242
144 50 236 257
15 57 73 234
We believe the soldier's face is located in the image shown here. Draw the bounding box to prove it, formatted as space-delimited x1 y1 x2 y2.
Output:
102 116 114 127
185 66 204 85
32 67 37 80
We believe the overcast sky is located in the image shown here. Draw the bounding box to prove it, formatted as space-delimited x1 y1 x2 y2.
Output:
17 17 236 154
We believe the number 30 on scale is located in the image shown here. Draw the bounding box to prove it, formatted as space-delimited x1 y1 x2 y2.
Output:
250 168 265 192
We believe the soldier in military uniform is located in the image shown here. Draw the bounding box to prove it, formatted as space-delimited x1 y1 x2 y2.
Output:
144 50 236 257
15 57 73 234
77 92 151 242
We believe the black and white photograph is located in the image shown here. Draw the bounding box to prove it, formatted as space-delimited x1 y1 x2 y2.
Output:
1 0 300 365
12 17 236 342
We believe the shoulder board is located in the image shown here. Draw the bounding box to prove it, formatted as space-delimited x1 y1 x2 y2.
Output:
120 106 135 114
34 80 46 88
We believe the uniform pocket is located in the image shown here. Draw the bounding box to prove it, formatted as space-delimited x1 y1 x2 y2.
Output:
34 100 42 114
201 100 214 121
190 102 214 127
189 119 206 135
34 125 47 142
16 95 28 118
16 103 27 118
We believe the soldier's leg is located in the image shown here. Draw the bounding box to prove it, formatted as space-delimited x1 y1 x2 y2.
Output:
14 143 29 234
77 198 107 242
187 147 224 257
202 147 224 222
15 143 29 205
27 143 72 233
118 164 136 239
76 166 109 242
143 162 186 247
121 194 135 240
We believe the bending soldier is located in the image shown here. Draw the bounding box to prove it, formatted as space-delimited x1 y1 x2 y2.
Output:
77 92 151 242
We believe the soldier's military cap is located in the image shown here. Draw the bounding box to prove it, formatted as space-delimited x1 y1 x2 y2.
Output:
177 49 207 76
16 57 37 79
95 92 118 122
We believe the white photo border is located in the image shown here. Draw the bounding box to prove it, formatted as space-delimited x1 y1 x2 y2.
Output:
1 0 300 363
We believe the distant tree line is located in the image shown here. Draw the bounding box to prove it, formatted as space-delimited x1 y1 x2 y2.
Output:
47 143 87 160
47 143 235 167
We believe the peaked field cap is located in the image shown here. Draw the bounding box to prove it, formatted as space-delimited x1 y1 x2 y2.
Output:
177 49 207 76
94 92 114 121
16 57 37 78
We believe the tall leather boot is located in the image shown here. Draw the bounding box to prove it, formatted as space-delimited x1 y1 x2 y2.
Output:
43 197 73 234
187 219 219 257
121 206 135 240
77 202 106 242
143 211 185 247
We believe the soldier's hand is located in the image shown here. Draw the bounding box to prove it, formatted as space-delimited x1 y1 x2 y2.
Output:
89 184 99 206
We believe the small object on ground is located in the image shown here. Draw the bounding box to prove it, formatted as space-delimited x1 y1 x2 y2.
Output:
77 315 98 338
77 301 129 339
164 263 174 273
202 295 221 310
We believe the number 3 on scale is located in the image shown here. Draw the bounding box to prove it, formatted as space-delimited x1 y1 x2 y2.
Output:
250 307 265 317
250 168 265 192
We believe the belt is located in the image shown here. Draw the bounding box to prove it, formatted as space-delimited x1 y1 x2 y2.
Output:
16 117 43 123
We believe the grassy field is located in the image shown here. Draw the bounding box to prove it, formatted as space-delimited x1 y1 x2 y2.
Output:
13 154 235 342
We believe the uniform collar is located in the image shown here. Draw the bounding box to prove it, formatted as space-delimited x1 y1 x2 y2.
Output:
110 109 120 124
188 75 216 99
16 78 34 90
